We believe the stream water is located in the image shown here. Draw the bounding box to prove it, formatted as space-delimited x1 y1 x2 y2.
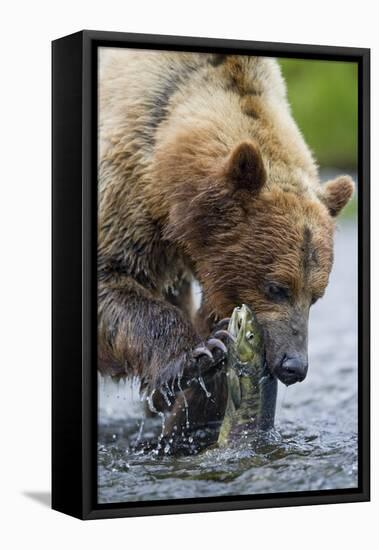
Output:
97 220 358 503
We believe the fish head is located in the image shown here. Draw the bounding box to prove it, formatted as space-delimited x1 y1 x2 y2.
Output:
228 304 264 365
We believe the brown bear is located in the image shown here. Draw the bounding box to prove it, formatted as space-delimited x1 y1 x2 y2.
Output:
98 49 354 443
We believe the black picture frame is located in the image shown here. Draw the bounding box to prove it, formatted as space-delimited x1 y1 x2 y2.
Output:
52 30 370 520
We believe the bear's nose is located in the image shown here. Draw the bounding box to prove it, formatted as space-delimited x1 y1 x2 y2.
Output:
276 356 308 386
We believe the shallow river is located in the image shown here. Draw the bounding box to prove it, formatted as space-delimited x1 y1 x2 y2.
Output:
98 220 358 503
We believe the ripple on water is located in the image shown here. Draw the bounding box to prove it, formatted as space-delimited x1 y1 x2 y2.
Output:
98 221 358 503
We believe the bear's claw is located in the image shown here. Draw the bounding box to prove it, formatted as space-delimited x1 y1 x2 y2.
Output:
193 346 214 360
206 338 228 354
192 334 228 362
189 326 231 382
213 329 236 343
212 317 231 331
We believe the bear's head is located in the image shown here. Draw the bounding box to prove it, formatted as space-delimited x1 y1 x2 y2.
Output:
166 141 354 386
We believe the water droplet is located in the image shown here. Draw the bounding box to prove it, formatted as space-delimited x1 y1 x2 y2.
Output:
177 375 190 429
160 387 171 407
135 419 145 445
198 376 211 398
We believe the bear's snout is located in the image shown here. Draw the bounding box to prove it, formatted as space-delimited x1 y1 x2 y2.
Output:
261 313 309 386
275 355 308 386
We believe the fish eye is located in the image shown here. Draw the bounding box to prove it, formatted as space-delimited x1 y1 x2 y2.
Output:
265 283 290 302
246 331 254 341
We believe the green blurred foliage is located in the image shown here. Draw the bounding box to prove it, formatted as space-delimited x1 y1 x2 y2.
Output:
339 194 357 220
279 59 358 169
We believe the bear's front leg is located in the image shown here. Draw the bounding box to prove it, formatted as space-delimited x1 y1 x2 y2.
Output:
98 274 228 392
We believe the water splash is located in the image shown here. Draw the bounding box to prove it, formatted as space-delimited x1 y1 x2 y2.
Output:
135 419 145 446
177 375 190 429
146 389 166 453
198 376 211 398
165 382 174 398
146 389 158 414
160 387 172 407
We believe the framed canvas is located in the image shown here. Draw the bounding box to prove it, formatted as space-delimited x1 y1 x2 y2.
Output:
52 30 370 520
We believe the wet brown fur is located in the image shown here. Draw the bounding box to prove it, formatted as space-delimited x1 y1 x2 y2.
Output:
98 50 354 436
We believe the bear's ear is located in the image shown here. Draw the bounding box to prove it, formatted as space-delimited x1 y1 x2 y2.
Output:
224 141 266 195
321 175 355 217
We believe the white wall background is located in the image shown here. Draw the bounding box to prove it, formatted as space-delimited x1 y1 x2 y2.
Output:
0 0 376 548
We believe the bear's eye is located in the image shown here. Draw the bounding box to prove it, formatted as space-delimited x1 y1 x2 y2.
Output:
265 283 290 302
